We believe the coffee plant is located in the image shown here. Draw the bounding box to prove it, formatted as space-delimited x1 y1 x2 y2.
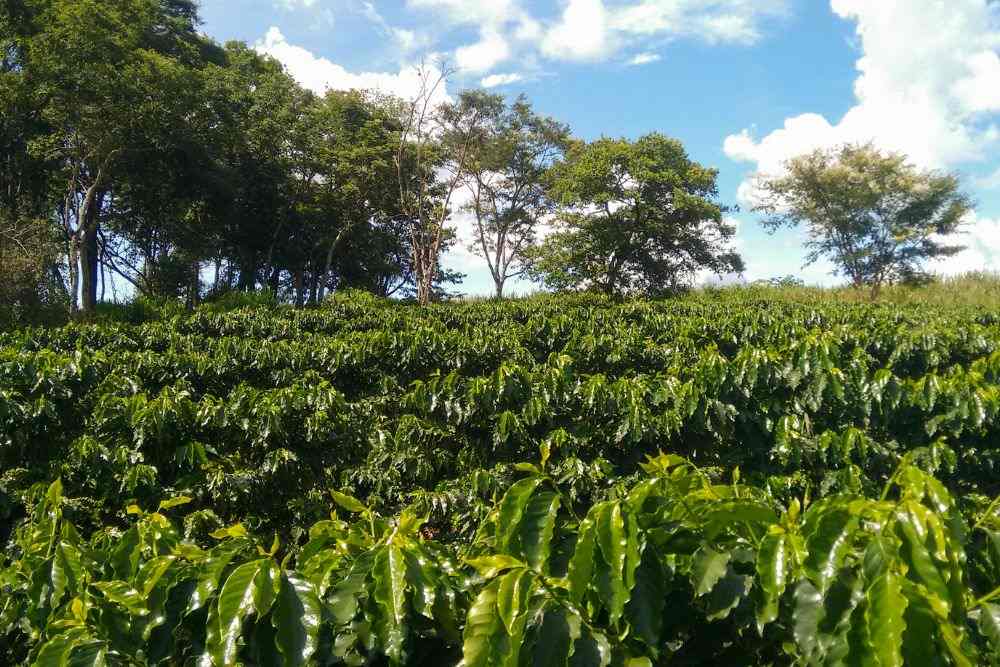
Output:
3 291 1000 663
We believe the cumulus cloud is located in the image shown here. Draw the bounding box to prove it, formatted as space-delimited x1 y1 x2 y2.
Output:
456 28 511 73
627 52 661 66
255 27 450 103
542 0 613 61
481 72 524 88
930 213 1000 275
537 0 786 63
389 0 789 75
725 0 1000 208
276 0 317 8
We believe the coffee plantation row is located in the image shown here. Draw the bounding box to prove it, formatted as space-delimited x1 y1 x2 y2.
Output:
2 291 1000 664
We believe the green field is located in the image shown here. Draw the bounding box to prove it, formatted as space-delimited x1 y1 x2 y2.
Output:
3 290 1000 665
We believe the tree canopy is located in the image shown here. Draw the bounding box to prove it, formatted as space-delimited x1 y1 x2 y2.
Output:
753 143 972 296
11 0 985 321
455 92 570 298
529 133 744 296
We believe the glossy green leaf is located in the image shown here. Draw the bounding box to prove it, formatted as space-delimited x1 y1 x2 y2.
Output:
32 635 75 667
596 503 630 622
756 529 789 630
865 570 906 667
567 515 597 604
462 580 506 667
51 542 82 608
625 549 666 650
496 478 543 553
330 490 367 514
791 579 823 660
495 568 533 636
210 558 270 666
518 489 560 572
529 606 579 666
157 496 192 511
272 572 321 667
691 546 731 597
186 549 238 615
92 581 147 616
803 503 860 592
704 570 751 621
467 554 526 580
136 555 177 598
373 545 408 662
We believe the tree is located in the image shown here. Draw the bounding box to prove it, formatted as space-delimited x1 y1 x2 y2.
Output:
395 63 488 305
308 90 401 303
0 3 66 322
16 0 218 313
529 133 743 296
753 143 972 297
457 92 570 298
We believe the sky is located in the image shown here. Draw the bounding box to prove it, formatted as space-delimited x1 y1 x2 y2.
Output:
195 0 1000 295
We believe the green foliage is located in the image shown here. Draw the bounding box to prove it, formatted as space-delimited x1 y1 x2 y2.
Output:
200 289 281 313
754 143 972 297
3 452 999 664
529 133 744 296
4 291 1000 663
454 91 571 298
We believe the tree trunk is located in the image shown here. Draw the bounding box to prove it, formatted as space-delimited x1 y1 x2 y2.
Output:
318 241 337 303
308 272 318 305
236 260 256 291
67 238 80 315
294 269 304 308
494 276 505 299
416 262 432 305
80 224 99 313
189 261 200 308
212 257 222 293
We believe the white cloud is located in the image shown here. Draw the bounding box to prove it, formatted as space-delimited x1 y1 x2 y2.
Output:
930 213 1000 275
406 0 519 26
542 0 613 61
456 27 510 73
277 0 317 8
255 27 450 104
481 72 524 88
628 52 661 66
725 0 1000 206
953 51 1000 112
397 0 788 73
613 0 787 44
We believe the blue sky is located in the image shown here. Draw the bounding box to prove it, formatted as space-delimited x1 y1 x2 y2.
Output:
196 0 1000 294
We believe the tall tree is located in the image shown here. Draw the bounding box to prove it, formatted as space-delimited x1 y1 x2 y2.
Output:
308 90 401 303
199 42 306 294
16 0 216 313
1 1 62 315
529 133 743 296
395 64 487 305
753 143 972 297
458 93 570 298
